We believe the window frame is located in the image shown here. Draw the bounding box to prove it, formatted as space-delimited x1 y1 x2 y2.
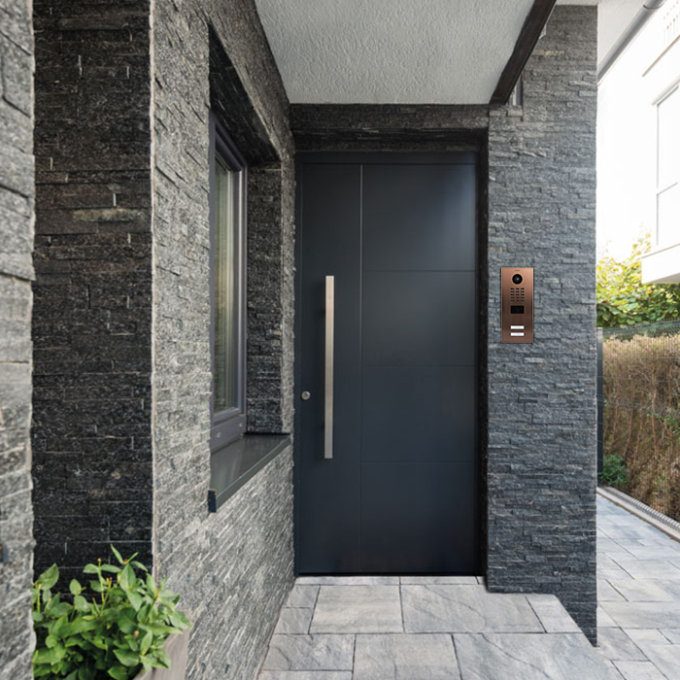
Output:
208 113 247 450
655 85 679 248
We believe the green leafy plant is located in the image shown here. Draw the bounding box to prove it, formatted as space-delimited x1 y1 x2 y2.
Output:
32 546 191 680
600 454 629 489
597 235 680 328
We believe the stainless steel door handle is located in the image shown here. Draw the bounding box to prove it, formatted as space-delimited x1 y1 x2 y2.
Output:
325 275 334 459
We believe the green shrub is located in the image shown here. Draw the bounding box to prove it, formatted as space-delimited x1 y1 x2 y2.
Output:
600 454 629 489
32 546 190 680
597 235 680 328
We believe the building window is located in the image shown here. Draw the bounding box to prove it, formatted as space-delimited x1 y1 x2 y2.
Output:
209 114 247 449
656 87 679 248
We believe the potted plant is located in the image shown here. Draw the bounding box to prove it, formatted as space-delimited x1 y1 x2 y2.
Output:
31 546 191 680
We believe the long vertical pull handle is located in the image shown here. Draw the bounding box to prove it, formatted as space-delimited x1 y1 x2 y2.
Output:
325 275 335 459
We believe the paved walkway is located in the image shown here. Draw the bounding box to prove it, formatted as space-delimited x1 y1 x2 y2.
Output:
260 496 680 679
597 494 680 679
260 575 609 678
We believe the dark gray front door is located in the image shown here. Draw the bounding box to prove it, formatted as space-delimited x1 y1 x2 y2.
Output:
296 153 478 574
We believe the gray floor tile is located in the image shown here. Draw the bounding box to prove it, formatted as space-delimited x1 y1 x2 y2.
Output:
296 576 399 586
400 576 478 585
402 585 542 633
636 644 680 680
354 634 460 680
596 627 647 662
613 661 667 680
310 586 402 634
612 559 680 581
601 602 680 629
625 629 670 645
286 585 320 608
526 594 581 632
661 629 680 643
454 633 611 680
604 659 627 680
262 635 355 672
259 674 352 680
275 608 314 635
600 579 627 602
621 546 680 561
609 580 675 603
600 605 620 628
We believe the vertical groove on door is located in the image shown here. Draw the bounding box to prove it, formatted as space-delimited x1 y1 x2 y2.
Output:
359 164 364 572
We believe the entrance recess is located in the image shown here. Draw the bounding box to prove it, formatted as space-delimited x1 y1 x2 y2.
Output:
296 153 478 574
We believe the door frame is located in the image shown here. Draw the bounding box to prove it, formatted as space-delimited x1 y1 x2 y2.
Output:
293 150 485 576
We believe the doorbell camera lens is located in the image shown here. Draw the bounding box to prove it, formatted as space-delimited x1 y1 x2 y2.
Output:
512 274 523 284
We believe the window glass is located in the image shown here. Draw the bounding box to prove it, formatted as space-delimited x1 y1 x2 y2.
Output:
658 183 679 249
658 88 680 191
214 153 239 412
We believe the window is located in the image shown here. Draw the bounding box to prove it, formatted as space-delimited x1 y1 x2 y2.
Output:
209 114 246 449
656 87 680 248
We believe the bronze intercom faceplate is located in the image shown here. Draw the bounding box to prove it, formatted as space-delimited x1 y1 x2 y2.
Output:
501 268 534 343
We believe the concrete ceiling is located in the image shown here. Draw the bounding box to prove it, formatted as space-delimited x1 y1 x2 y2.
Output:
255 0 537 105
255 0 648 105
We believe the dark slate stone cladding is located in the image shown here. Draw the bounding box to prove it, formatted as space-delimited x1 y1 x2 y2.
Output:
152 0 295 678
290 5 598 643
31 2 154 582
0 1 35 678
486 5 598 643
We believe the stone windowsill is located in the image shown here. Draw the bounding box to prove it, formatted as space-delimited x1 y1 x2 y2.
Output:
208 434 291 512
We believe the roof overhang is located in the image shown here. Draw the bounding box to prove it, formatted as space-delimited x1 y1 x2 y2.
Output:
255 0 559 105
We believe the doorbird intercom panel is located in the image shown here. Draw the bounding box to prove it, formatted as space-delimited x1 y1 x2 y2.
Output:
501 268 534 343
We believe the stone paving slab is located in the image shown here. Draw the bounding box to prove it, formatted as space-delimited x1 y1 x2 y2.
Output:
596 494 680 679
263 635 355 672
453 633 611 680
310 586 402 634
264 497 680 678
263 578 609 678
353 634 460 680
401 584 543 633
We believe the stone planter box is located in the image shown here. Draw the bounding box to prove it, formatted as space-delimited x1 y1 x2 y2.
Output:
135 630 190 680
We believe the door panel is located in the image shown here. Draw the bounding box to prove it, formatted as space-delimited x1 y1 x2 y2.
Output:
362 271 475 366
363 164 476 271
361 366 475 463
297 154 478 575
298 164 362 573
360 461 477 573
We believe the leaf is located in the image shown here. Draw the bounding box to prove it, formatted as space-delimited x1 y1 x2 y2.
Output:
146 573 157 594
119 564 134 592
74 595 90 612
108 667 129 680
32 610 44 624
83 564 99 574
89 580 103 593
169 610 191 629
45 634 58 649
110 545 124 565
140 629 153 655
33 665 53 677
50 602 73 618
117 613 137 635
37 564 59 590
114 648 140 667
100 564 120 573
153 648 171 669
69 579 83 596
123 587 143 612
